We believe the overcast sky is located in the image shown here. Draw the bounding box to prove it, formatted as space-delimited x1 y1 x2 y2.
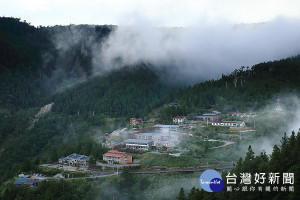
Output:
1 0 300 26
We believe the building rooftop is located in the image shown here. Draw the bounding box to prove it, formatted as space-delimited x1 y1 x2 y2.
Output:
194 116 203 118
15 178 34 184
154 124 180 128
173 116 188 119
125 139 152 143
69 154 82 159
104 151 127 157
203 113 216 116
131 118 143 120
59 153 89 161
80 156 89 160
160 140 173 144
138 132 159 136
213 121 244 123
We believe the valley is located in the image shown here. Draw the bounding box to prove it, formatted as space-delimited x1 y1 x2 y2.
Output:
0 17 300 200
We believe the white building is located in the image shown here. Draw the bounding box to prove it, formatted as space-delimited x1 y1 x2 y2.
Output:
211 121 245 127
227 112 237 116
136 132 170 140
154 140 177 149
154 124 181 131
136 133 157 140
125 139 153 150
173 116 187 124
236 113 256 118
227 112 256 118
203 113 220 121
135 132 179 150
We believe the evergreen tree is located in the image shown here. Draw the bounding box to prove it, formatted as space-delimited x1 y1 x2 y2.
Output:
177 188 186 200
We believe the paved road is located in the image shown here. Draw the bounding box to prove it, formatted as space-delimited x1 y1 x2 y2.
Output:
207 139 235 149
43 164 233 180
84 172 119 179
130 165 233 174
73 164 233 178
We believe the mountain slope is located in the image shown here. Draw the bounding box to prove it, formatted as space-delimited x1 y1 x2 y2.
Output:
50 65 175 118
0 17 114 109
0 17 52 109
154 56 300 117
180 131 300 200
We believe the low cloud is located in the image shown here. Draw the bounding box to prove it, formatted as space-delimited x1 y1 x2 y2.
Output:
45 15 300 88
241 95 300 155
94 16 300 84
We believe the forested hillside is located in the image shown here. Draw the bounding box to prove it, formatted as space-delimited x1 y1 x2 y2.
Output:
0 17 173 119
0 111 109 184
0 18 173 186
155 56 300 121
50 65 174 118
1 17 300 200
178 130 300 200
0 17 114 109
0 17 50 109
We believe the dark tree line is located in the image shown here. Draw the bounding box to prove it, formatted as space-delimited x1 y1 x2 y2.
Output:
0 17 116 110
155 56 300 117
51 65 174 118
1 179 92 200
0 112 107 184
177 130 300 200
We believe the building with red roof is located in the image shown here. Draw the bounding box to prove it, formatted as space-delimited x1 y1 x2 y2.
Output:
130 118 144 125
103 151 132 164
173 116 188 124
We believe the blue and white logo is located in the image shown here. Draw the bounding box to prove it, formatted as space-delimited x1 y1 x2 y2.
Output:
199 169 224 192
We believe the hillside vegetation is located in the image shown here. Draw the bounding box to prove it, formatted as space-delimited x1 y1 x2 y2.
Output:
179 130 300 200
155 56 300 121
1 17 300 200
50 65 174 118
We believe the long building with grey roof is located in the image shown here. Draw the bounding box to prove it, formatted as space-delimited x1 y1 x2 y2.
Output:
125 139 153 150
58 153 89 167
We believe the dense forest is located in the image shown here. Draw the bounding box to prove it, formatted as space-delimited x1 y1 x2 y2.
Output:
50 65 174 118
0 111 109 184
177 131 300 200
1 131 299 199
0 17 50 109
2 17 300 120
0 17 114 110
1 179 93 200
1 17 300 200
0 17 174 118
155 56 300 122
0 18 173 188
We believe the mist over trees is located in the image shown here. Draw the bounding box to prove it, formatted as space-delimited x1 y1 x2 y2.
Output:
154 56 300 116
178 130 300 200
1 17 300 200
0 17 114 110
